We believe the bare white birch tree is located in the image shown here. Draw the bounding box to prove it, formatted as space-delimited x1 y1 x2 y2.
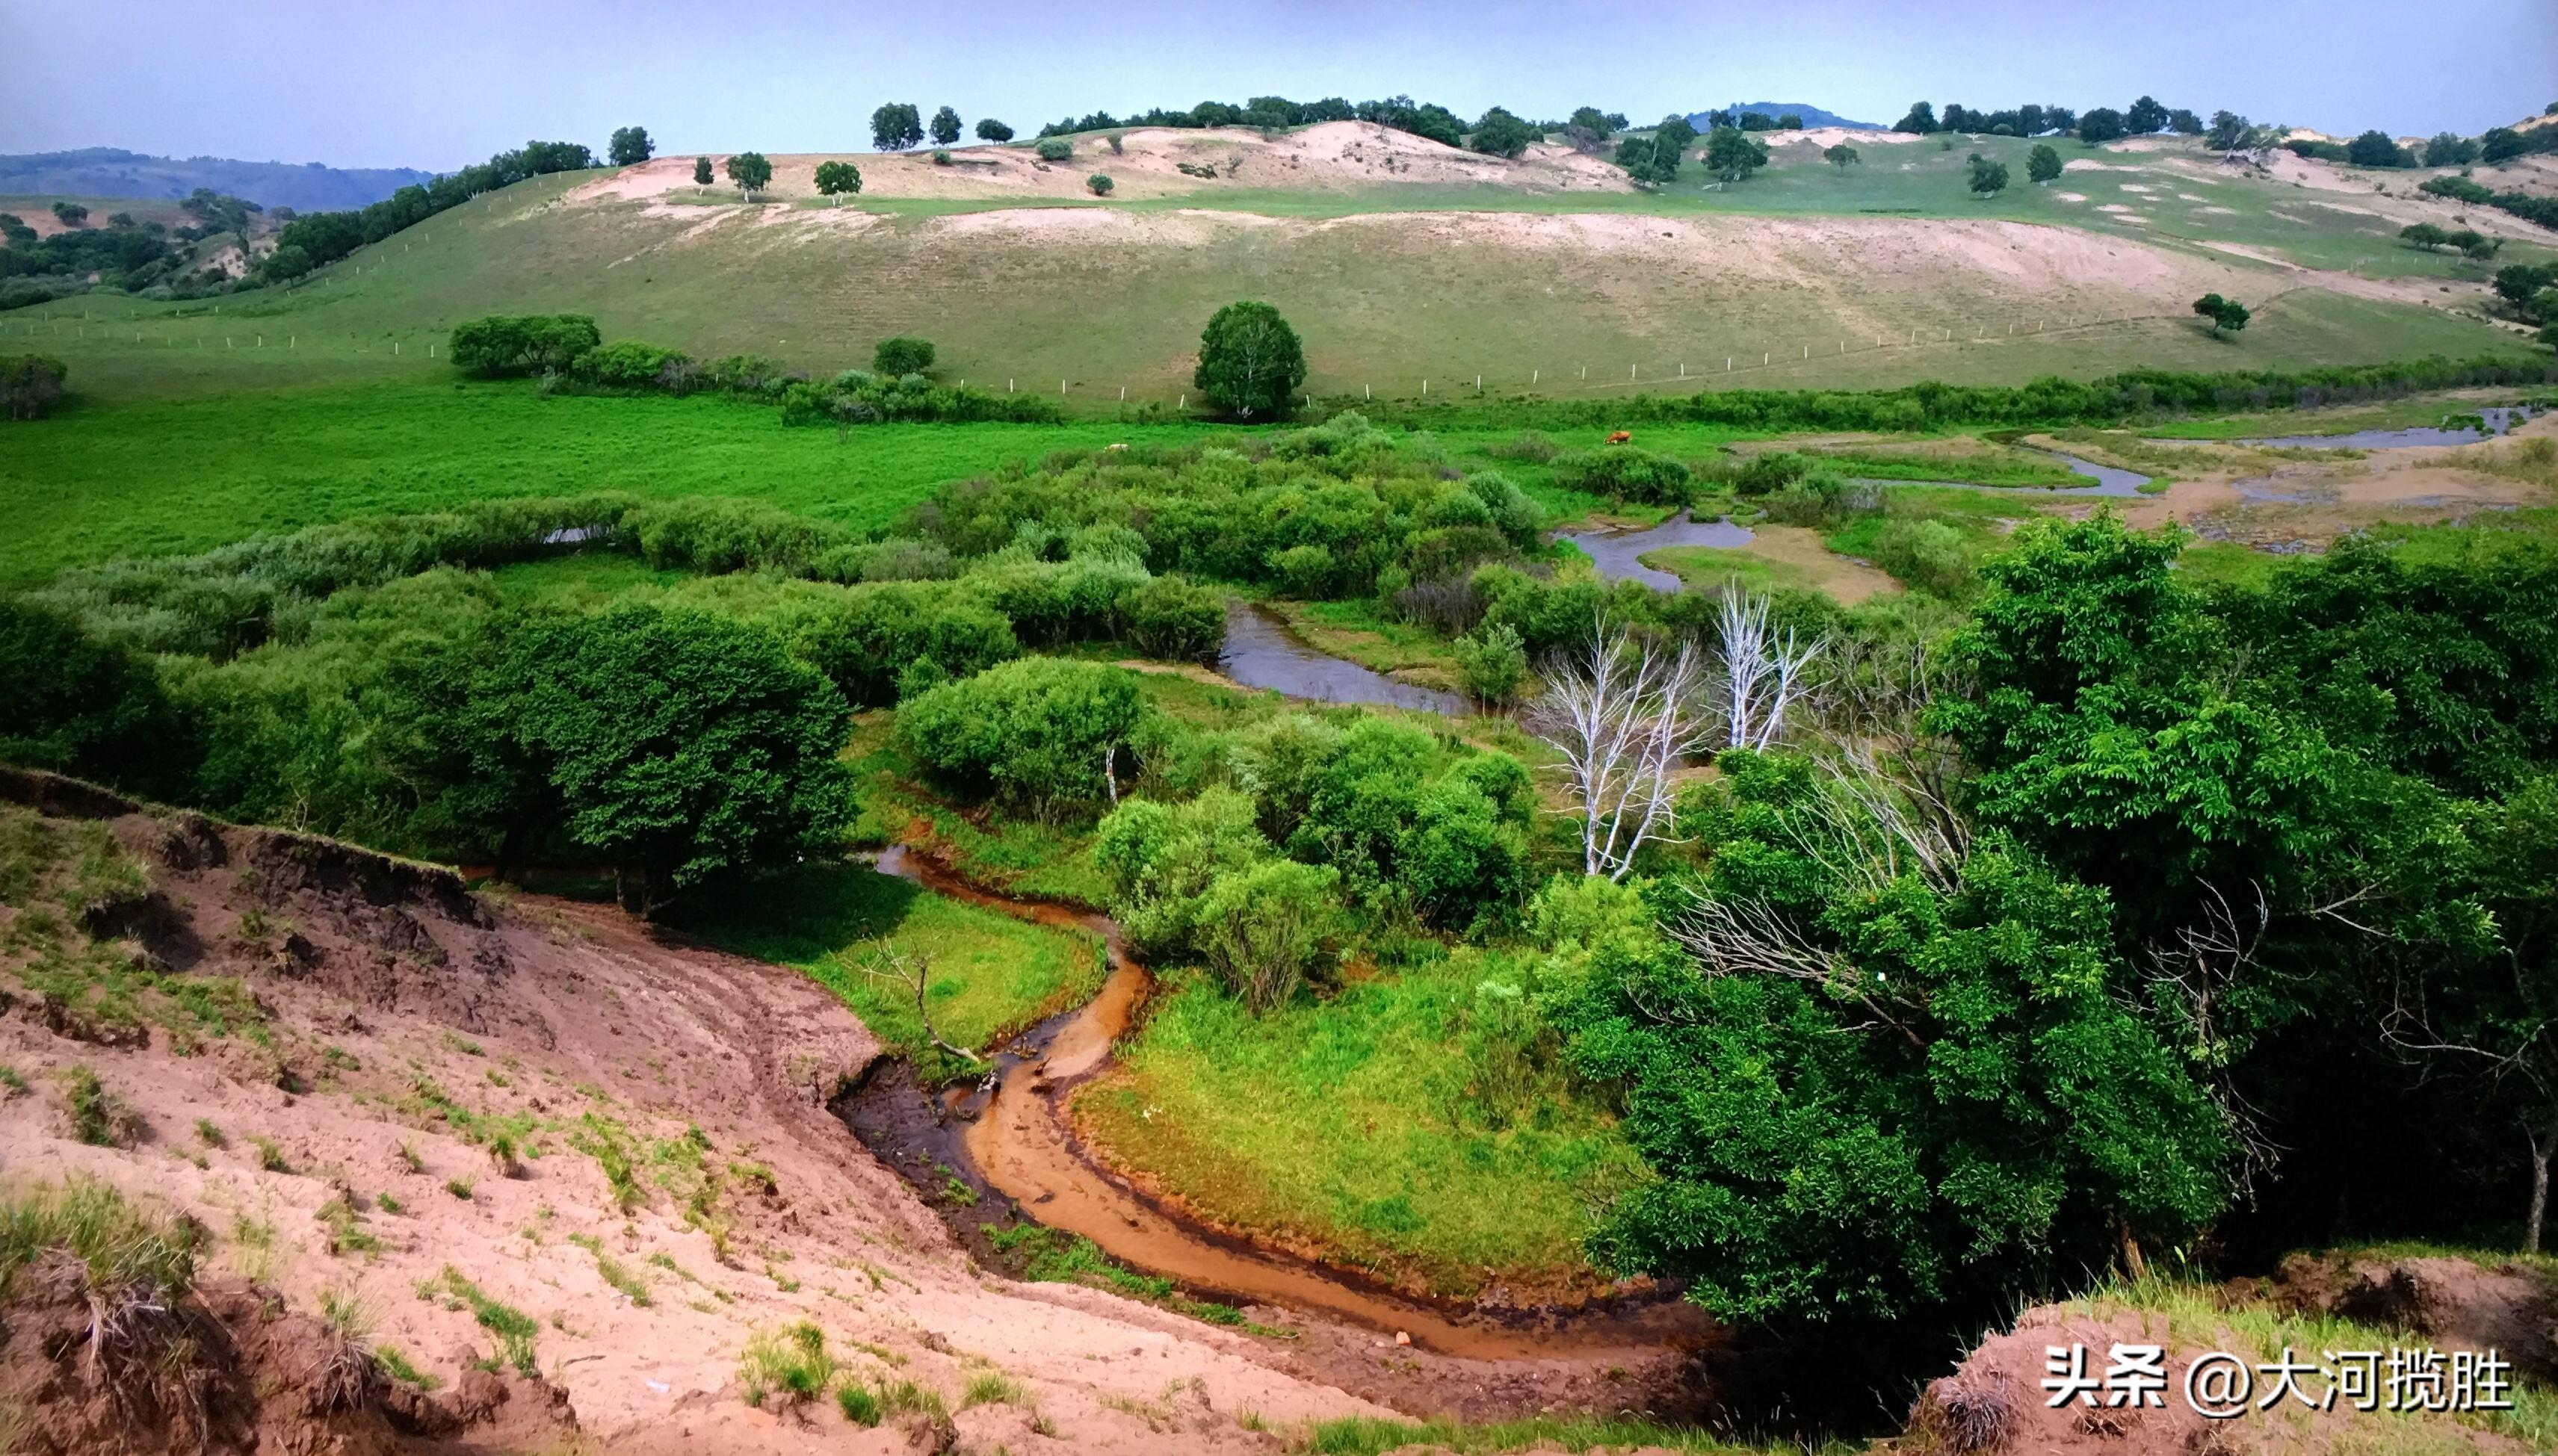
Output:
1714 586 1825 751
1527 615 1711 882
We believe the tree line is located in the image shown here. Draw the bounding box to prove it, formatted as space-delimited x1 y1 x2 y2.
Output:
257 140 596 282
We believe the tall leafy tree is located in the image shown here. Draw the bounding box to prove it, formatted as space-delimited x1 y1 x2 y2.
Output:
2027 143 2063 185
1965 153 2010 196
2126 95 2170 134
871 102 924 152
692 155 713 185
486 606 855 916
1894 101 1938 134
608 126 654 166
1702 126 1770 182
2348 129 2407 167
2077 108 2125 143
974 117 1015 143
814 161 863 199
1823 143 1862 170
724 152 774 199
1192 300 1306 420
1468 106 1542 159
929 106 963 146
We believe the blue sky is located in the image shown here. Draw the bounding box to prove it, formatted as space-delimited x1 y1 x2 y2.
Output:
4 0 2552 170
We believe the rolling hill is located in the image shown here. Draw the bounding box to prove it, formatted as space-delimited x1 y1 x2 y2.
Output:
1688 101 1882 130
0 146 433 210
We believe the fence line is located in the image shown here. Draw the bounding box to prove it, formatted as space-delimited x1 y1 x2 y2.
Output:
11 296 2224 405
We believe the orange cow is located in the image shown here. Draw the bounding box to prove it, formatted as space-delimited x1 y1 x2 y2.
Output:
1605 430 1632 445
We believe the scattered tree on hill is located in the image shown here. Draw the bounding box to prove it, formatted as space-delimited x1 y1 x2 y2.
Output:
2426 132 2480 167
975 118 1014 143
2482 128 2528 164
1823 143 1862 170
1614 115 1696 186
2401 223 2451 251
724 152 773 199
2044 105 2079 134
1087 173 1114 196
814 161 862 200
2078 108 2125 143
1703 126 1770 182
871 102 924 152
1966 152 2011 196
2027 143 2063 185
1895 101 1940 134
608 126 655 166
2207 110 2253 149
1779 114 1803 129
448 314 602 377
2192 293 2249 335
1468 106 1542 159
2348 129 2407 167
929 106 963 147
1034 137 1072 162
2453 229 2500 261
693 155 713 185
2169 108 2203 136
2126 96 2169 135
1193 300 1306 421
1566 106 1620 140
873 337 934 377
49 202 87 227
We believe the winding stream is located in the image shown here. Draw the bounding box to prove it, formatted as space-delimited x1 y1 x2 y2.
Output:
1218 601 1469 716
844 844 1714 1360
2226 403 2544 451
1559 512 1755 590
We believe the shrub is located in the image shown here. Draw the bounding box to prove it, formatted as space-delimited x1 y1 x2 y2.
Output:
1 353 69 420
739 1322 835 1409
448 315 602 378
1555 445 1693 506
895 657 1146 813
569 341 693 391
1034 137 1072 162
1870 518 1977 598
1086 173 1113 196
930 149 952 167
871 337 935 377
60 1065 140 1147
1193 858 1342 1013
1452 622 1528 707
1119 574 1226 663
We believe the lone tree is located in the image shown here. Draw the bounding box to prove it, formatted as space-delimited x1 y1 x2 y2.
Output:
974 117 1015 143
1614 115 1696 186
1823 143 1861 170
49 202 87 227
1567 106 1620 140
1702 126 1769 182
1087 173 1114 196
2348 129 2406 168
724 152 773 199
2027 143 2063 185
1966 152 2011 196
2400 223 2451 252
608 126 655 166
1193 301 1306 420
2078 107 2126 144
871 102 924 152
693 156 713 185
814 161 863 201
1468 106 1542 159
2192 294 2249 336
929 106 963 147
2126 95 2169 135
873 336 935 376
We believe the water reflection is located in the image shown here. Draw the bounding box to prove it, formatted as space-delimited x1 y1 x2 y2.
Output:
1218 601 1469 716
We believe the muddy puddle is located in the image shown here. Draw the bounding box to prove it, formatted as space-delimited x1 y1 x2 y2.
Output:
1219 601 1469 716
835 844 1717 1360
1559 512 1755 590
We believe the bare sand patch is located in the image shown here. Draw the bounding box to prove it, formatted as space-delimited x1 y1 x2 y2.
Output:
2051 190 2087 202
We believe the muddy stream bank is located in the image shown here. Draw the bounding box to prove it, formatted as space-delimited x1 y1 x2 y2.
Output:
833 845 1716 1368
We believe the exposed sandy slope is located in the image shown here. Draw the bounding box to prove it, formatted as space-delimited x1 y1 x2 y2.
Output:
575 122 1637 207
0 772 1453 1454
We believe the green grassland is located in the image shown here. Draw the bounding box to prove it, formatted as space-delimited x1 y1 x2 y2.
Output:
672 858 1105 1059
1077 950 1648 1299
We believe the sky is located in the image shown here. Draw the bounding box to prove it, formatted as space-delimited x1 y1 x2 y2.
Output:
4 0 2554 171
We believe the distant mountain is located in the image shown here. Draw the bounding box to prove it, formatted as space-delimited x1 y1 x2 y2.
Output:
0 148 434 210
1686 102 1883 132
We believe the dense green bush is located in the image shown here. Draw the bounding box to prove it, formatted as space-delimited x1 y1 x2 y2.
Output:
448 315 603 378
0 598 187 791
1193 301 1307 421
1 353 69 420
570 341 693 391
1034 138 1072 162
1553 445 1693 506
896 657 1146 814
1119 574 1225 663
872 337 935 377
